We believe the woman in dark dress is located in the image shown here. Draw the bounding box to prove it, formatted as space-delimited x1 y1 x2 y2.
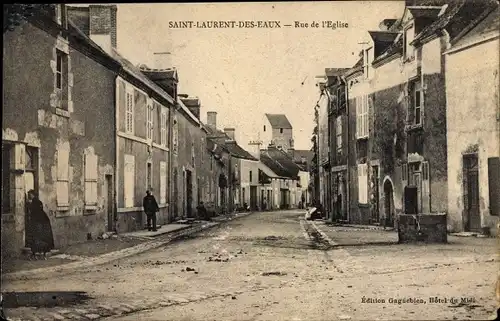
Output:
26 190 54 260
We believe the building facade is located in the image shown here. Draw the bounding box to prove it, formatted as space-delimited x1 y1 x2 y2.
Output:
262 114 294 152
2 4 121 255
444 5 500 234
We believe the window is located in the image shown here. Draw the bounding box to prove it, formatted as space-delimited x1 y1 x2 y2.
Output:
363 47 372 79
412 81 423 125
264 125 266 132
280 128 283 134
249 170 253 183
160 108 167 146
356 95 369 139
125 86 134 134
56 149 70 207
146 104 153 141
402 163 408 182
358 163 368 204
124 154 135 208
210 155 213 170
159 161 167 204
336 116 342 154
56 50 63 90
404 26 415 60
146 162 152 191
84 154 98 208
172 117 179 154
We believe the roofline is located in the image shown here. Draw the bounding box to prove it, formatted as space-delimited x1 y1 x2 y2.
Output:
443 33 499 55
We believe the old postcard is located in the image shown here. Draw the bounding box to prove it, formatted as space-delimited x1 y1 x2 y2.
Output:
2 1 499 320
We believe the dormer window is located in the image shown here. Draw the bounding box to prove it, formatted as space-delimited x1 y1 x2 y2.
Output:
263 125 266 132
403 25 415 61
54 4 68 29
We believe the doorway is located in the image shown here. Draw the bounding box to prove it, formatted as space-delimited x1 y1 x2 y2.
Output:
24 146 39 245
250 186 257 211
371 166 380 223
383 179 394 226
105 174 114 232
186 170 193 218
463 154 480 232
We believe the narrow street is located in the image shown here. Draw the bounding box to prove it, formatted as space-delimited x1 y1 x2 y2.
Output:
3 210 498 321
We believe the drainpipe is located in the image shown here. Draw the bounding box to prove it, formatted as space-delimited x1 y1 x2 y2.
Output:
342 75 350 223
114 75 120 233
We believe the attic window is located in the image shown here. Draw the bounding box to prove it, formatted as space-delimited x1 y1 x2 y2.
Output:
264 125 266 132
280 128 283 134
363 47 373 79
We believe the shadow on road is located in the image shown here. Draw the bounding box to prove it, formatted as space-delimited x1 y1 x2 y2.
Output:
2 291 93 308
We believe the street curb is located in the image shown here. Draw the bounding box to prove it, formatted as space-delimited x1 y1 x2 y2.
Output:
322 222 395 231
2 211 254 282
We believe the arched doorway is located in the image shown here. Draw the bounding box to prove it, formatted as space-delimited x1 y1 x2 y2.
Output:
383 179 395 227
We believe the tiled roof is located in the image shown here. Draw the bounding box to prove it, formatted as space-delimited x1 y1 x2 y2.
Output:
450 2 499 47
260 147 302 179
265 114 293 129
325 68 350 77
225 141 258 161
412 0 498 45
110 49 175 105
292 149 314 171
344 57 364 77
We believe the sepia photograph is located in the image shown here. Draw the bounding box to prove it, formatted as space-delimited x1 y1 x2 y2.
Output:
1 1 499 320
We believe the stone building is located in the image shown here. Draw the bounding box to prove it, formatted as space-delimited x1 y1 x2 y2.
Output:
3 4 121 255
261 114 295 152
444 3 499 234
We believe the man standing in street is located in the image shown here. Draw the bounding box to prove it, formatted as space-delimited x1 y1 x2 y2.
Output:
143 190 159 231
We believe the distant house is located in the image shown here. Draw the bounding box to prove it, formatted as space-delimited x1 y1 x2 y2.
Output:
204 112 260 211
259 147 303 209
444 3 499 234
262 113 294 152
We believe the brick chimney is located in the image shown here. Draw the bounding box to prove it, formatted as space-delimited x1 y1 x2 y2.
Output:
248 140 262 160
224 128 235 141
67 5 117 54
207 111 217 128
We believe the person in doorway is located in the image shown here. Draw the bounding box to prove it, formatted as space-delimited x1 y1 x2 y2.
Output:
25 190 54 260
143 190 159 231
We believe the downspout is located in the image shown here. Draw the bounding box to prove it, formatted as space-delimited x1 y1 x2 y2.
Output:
114 75 120 233
342 75 350 223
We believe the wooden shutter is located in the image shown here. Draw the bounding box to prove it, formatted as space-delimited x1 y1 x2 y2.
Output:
124 155 135 208
160 161 167 204
56 149 70 206
488 157 500 216
356 97 361 138
84 154 98 206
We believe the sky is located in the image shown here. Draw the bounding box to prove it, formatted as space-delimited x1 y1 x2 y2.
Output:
115 1 405 151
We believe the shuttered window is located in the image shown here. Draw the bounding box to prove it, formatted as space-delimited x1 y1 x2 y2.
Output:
488 157 500 216
125 86 134 134
84 154 98 207
356 95 369 139
124 154 135 208
358 163 368 204
160 108 167 146
56 149 70 207
146 103 153 141
336 116 342 154
159 161 167 204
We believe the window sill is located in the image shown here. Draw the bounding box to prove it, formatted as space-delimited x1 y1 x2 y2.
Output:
358 203 370 208
84 205 98 214
57 205 70 212
405 123 423 132
55 108 70 118
356 136 369 141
